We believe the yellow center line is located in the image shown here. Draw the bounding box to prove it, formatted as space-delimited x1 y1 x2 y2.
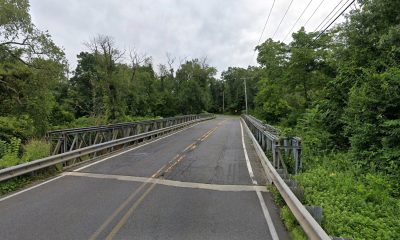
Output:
183 142 196 152
105 181 159 240
91 119 227 239
200 127 217 141
88 180 151 240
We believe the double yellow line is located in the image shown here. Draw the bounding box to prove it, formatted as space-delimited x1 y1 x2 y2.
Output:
89 120 226 239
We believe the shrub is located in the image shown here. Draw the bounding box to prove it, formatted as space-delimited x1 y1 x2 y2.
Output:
22 139 50 162
296 163 400 240
0 137 22 168
0 138 50 169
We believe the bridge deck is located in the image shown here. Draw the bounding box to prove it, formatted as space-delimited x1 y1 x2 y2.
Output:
0 116 289 240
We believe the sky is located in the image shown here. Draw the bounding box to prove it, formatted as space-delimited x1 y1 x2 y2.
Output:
29 0 354 77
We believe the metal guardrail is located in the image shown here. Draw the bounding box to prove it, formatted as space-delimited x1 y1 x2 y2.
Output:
46 115 206 155
242 115 302 174
241 115 330 240
0 114 214 182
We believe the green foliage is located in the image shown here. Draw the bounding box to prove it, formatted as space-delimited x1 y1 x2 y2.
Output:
296 164 400 240
0 137 22 168
0 138 49 168
250 1 400 238
281 206 307 240
22 139 50 162
268 185 307 240
343 68 400 178
221 67 261 114
0 115 34 142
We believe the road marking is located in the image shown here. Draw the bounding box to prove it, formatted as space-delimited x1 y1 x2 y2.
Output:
106 181 159 240
64 172 268 192
89 120 225 238
183 142 196 152
200 126 218 141
240 120 279 240
0 122 203 202
74 122 202 172
88 180 151 240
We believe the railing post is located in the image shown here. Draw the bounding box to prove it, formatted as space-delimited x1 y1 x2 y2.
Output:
284 138 289 155
272 140 280 169
293 139 302 174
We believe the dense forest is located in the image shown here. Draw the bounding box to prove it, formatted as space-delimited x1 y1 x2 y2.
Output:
1 0 400 239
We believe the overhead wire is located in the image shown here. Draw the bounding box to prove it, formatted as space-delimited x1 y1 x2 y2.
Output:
315 0 352 33
314 0 356 41
282 0 314 42
313 0 347 32
250 0 276 65
303 0 327 27
255 0 276 47
272 0 295 39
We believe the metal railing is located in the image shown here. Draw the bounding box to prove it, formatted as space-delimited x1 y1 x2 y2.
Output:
242 115 301 175
0 114 214 182
46 115 206 155
241 114 330 240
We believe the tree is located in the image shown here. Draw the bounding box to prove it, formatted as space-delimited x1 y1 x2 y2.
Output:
0 0 66 136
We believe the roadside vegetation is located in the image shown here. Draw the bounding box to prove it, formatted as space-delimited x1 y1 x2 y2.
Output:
247 0 400 238
1 0 399 238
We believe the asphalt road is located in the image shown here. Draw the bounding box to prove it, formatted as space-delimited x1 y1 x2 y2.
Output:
0 116 290 240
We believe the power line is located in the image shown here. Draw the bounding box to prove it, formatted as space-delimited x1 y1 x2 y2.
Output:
256 0 276 47
303 0 327 27
282 0 314 42
250 0 276 65
313 0 347 32
314 0 355 41
272 0 295 39
316 0 352 33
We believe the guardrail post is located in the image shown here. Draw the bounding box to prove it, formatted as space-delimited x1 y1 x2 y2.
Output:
293 139 302 174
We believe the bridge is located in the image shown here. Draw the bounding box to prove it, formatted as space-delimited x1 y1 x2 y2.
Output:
0 115 329 240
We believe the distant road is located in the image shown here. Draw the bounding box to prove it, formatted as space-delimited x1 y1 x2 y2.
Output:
0 116 289 240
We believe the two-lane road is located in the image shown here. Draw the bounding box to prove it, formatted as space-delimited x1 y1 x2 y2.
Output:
0 116 289 240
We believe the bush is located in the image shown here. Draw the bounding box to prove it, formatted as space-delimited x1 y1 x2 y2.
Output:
22 139 50 162
296 163 400 240
281 206 307 240
0 137 22 168
0 138 50 169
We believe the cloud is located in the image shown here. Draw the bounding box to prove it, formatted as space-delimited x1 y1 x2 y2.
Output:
29 0 349 77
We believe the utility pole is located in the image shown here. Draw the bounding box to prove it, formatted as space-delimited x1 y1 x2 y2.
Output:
244 78 248 114
222 90 225 113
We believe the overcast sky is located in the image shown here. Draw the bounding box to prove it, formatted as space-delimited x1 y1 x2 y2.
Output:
29 0 352 76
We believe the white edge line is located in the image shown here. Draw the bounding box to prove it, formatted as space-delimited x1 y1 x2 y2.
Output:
240 120 279 240
240 121 257 185
0 122 202 202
